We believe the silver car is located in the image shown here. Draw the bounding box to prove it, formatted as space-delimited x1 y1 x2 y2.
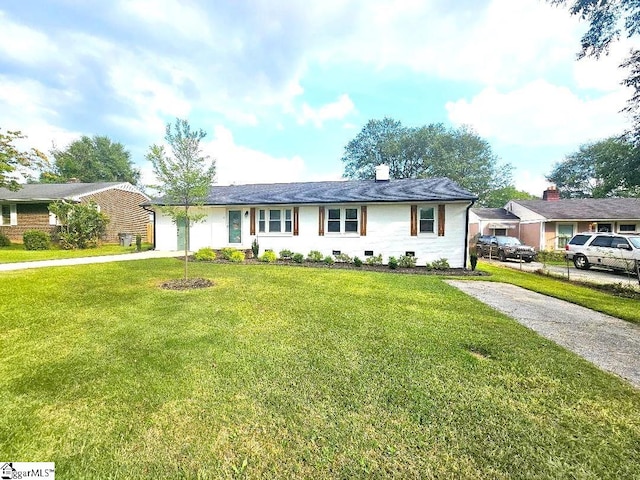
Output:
565 233 640 272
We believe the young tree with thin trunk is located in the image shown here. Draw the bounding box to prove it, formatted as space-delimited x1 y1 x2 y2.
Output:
146 119 216 280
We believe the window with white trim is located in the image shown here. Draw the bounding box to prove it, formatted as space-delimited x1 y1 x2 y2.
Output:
619 224 636 233
0 204 16 226
419 207 435 233
557 223 574 249
259 208 292 234
327 207 359 234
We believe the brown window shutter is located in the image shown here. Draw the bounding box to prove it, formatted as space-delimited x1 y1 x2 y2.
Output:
293 207 299 236
360 205 367 236
438 204 445 236
250 208 256 235
318 206 325 236
410 205 417 236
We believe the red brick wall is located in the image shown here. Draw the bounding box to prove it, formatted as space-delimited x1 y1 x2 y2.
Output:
1 188 151 244
0 203 55 242
81 188 150 243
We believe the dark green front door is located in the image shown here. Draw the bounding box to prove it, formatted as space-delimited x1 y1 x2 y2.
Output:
228 210 242 244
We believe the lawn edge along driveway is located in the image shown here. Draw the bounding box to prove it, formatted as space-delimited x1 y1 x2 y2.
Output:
447 280 640 388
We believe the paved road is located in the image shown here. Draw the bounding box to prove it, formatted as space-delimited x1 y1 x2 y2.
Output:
0 250 184 272
480 258 640 288
447 280 640 388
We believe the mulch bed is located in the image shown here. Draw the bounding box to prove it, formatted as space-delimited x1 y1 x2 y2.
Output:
160 278 215 290
183 256 488 277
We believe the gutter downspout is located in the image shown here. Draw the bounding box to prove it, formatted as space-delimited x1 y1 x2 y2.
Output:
464 199 476 270
142 205 157 251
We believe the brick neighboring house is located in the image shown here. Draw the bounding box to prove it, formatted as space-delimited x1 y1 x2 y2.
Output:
505 187 640 251
0 182 151 243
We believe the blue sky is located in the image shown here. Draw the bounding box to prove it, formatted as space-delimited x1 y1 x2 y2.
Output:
0 0 635 195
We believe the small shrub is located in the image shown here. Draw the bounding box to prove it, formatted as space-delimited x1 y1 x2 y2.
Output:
194 247 217 262
353 256 363 267
537 249 564 263
398 254 417 268
424 262 434 271
135 234 142 252
307 250 323 262
431 258 450 270
279 249 294 260
229 250 245 263
220 247 237 260
251 238 259 258
260 250 278 263
388 256 398 270
365 254 383 266
334 253 352 263
23 230 51 250
470 253 478 271
323 255 335 265
292 253 304 263
0 233 11 247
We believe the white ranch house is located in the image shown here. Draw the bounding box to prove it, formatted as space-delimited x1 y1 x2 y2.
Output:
150 173 477 268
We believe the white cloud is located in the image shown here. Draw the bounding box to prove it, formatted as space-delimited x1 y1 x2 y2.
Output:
0 11 57 64
205 126 306 186
514 170 549 197
445 79 630 147
298 94 356 127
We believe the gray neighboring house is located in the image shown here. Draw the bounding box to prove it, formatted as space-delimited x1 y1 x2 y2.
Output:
0 182 151 243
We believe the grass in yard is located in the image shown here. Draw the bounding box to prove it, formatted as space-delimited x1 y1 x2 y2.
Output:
0 243 152 263
471 261 640 324
1 260 638 478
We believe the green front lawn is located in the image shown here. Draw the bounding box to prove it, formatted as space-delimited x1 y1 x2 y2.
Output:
0 243 152 263
1 261 638 478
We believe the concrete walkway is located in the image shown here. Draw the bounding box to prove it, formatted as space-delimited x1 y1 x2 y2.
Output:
0 250 184 272
446 280 640 388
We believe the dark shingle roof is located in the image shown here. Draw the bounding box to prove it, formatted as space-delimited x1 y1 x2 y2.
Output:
153 178 477 206
471 208 520 221
0 182 127 201
512 198 640 220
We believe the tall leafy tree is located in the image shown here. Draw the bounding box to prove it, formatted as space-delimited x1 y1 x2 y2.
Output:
546 137 640 198
341 118 513 204
146 118 216 280
549 1 640 142
0 128 47 190
483 186 539 208
42 135 140 184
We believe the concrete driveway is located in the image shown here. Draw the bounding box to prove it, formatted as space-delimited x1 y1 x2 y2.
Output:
480 258 640 288
447 280 640 388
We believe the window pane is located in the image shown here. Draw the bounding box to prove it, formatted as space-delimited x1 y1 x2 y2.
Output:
620 224 635 232
285 209 292 220
259 221 265 233
285 221 292 233
591 236 612 247
328 220 341 233
1 205 9 225
420 208 434 220
345 220 358 232
328 209 340 220
259 210 265 220
420 220 434 233
557 224 574 237
345 208 358 220
270 210 281 221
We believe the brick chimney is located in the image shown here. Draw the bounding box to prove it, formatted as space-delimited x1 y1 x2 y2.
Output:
542 185 560 201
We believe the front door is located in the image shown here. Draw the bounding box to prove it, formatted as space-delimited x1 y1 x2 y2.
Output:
228 210 242 244
177 217 188 250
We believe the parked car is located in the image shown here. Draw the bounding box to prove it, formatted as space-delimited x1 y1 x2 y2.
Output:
565 232 640 272
476 235 536 262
